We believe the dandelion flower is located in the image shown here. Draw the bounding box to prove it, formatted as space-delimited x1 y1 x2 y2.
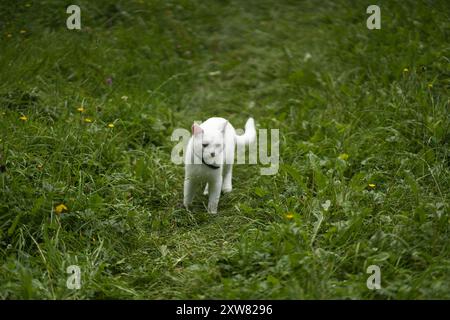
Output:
77 106 85 112
427 83 433 89
107 123 114 128
368 183 376 188
55 204 68 214
403 68 409 73
338 153 349 161
84 118 92 123
19 115 27 121
285 212 294 220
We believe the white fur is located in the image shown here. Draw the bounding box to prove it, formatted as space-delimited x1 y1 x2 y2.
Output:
183 117 256 213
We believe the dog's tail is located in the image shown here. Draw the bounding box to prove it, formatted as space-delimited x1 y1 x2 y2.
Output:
235 118 256 147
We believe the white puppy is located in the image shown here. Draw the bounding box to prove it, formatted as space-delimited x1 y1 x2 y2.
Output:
183 117 256 213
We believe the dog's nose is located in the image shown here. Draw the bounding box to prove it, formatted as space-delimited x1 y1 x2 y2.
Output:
211 152 215 157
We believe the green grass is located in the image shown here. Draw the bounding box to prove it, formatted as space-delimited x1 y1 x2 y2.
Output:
0 0 449 299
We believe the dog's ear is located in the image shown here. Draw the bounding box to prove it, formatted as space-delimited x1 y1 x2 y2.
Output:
192 123 203 135
220 120 228 133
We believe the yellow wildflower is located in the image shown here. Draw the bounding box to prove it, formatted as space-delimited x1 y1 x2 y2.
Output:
403 68 409 73
107 123 114 128
77 107 85 112
285 212 294 220
20 30 26 34
368 183 376 188
19 115 27 121
84 118 92 123
338 153 349 161
427 83 433 89
55 204 68 214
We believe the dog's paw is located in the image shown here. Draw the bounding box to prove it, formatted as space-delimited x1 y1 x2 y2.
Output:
221 184 232 193
183 201 191 211
207 203 218 214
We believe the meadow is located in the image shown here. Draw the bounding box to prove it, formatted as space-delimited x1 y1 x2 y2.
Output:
0 0 449 299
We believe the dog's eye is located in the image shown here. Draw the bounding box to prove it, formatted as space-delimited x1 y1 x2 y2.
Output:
202 143 209 148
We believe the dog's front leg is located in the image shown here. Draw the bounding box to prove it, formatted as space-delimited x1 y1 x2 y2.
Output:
207 176 222 214
183 177 196 210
